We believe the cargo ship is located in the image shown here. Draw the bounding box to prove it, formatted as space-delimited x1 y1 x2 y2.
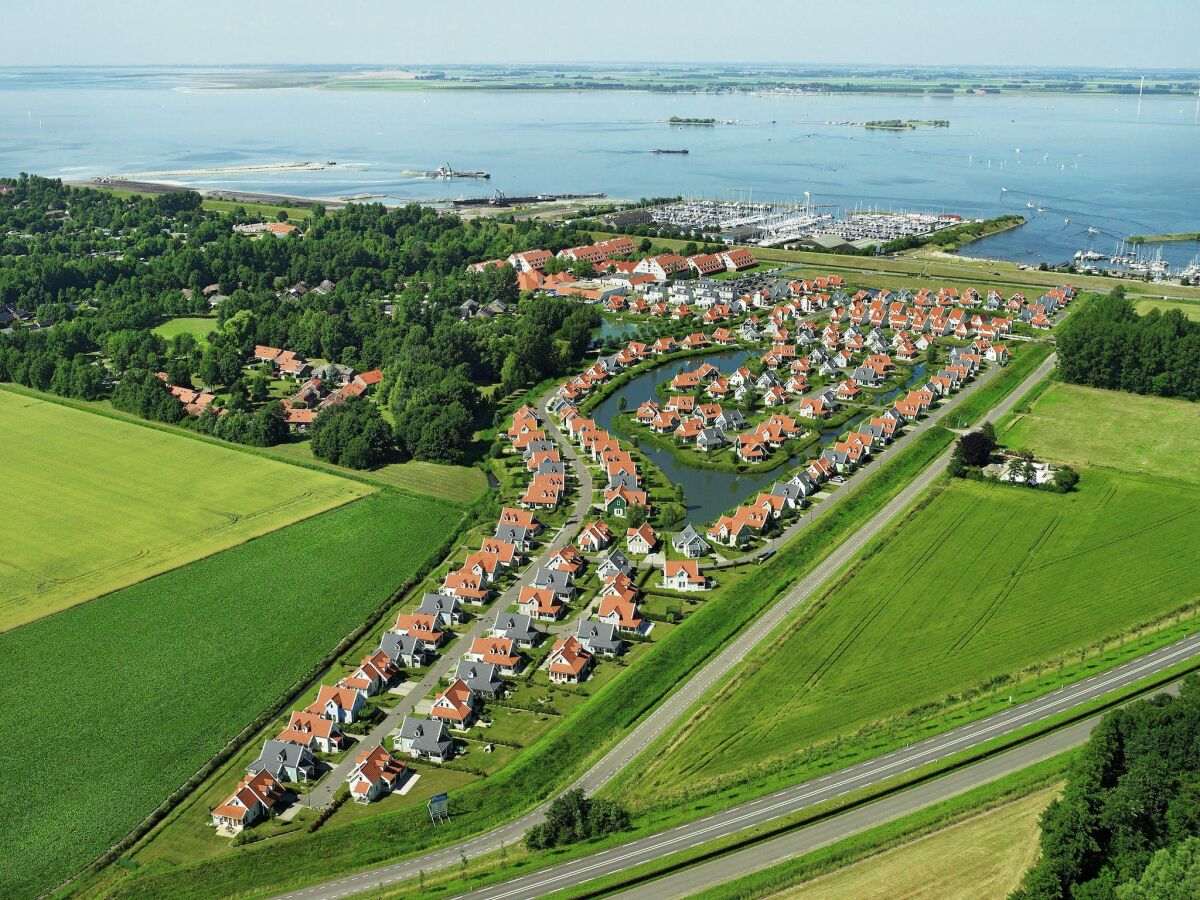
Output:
651 148 689 155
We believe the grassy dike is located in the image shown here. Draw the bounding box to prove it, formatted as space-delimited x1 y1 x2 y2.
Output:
102 347 1051 899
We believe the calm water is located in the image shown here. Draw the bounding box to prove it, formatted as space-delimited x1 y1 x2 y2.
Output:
591 350 803 525
2 67 1198 266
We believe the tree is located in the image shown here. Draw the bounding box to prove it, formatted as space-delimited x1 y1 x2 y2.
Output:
956 429 996 468
310 398 392 469
275 209 289 223
1053 465 1080 493
524 789 629 851
1118 838 1200 900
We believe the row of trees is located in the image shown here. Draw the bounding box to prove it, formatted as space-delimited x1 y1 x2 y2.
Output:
1057 289 1200 401
1014 678 1200 898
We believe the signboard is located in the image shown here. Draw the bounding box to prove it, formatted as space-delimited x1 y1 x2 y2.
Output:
428 792 450 824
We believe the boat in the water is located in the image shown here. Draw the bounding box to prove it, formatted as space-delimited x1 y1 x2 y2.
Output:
403 163 491 179
651 148 689 154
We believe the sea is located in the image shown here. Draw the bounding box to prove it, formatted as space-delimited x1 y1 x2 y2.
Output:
1 66 1198 267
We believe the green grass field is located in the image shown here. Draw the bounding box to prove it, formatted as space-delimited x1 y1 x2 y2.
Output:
0 391 372 631
781 787 1055 900
1133 297 1200 321
1001 382 1200 484
620 469 1200 801
268 439 487 504
0 490 460 898
152 316 219 343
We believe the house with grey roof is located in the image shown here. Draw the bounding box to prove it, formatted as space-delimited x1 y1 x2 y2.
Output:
395 716 454 762
672 524 711 559
418 593 463 627
696 427 726 453
247 739 316 783
454 660 505 697
768 481 806 509
576 621 623 657
492 613 542 648
595 549 633 581
494 523 531 550
715 409 747 432
531 567 575 601
379 632 432 669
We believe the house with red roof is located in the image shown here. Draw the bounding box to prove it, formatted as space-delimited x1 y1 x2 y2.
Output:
431 679 477 729
346 746 408 804
210 770 285 835
662 559 709 591
547 636 593 683
302 684 365 727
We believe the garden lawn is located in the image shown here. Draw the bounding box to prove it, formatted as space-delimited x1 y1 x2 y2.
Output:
0 390 371 631
781 787 1056 900
0 490 460 898
152 316 219 344
619 468 1200 802
1000 381 1200 484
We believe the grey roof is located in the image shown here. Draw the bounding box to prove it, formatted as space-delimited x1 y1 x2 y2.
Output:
853 366 880 384
532 567 573 594
454 660 504 694
418 593 461 618
672 524 710 552
698 427 725 447
379 631 426 663
494 523 529 546
522 439 555 458
397 717 453 756
492 613 540 643
576 621 623 655
537 460 566 477
247 739 314 779
770 481 803 501
607 470 639 490
715 409 747 430
597 549 632 577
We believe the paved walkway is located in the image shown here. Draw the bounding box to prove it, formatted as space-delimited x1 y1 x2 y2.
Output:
276 353 1058 896
301 389 594 809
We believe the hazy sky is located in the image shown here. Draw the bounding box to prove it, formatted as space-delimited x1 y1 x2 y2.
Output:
7 0 1199 68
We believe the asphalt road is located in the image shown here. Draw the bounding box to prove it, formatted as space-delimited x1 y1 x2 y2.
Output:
458 634 1200 900
277 352 1065 899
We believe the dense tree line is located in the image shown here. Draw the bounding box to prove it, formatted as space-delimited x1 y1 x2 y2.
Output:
0 174 600 462
309 398 392 469
1013 678 1200 899
523 789 629 850
1056 290 1200 401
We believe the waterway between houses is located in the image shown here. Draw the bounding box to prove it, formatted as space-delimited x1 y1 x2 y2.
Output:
589 348 931 526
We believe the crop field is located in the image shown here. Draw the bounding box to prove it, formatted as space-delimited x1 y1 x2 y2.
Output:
782 787 1056 900
0 390 371 631
151 316 219 343
619 467 1200 801
0 490 460 898
1001 381 1200 484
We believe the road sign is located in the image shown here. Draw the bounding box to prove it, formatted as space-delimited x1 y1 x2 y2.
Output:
428 792 450 824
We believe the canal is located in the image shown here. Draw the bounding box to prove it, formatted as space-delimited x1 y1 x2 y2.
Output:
591 352 933 526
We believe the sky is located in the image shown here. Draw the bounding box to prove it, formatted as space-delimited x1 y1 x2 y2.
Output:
6 0 1199 69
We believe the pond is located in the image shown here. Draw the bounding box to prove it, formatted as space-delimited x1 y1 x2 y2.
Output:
592 349 806 526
